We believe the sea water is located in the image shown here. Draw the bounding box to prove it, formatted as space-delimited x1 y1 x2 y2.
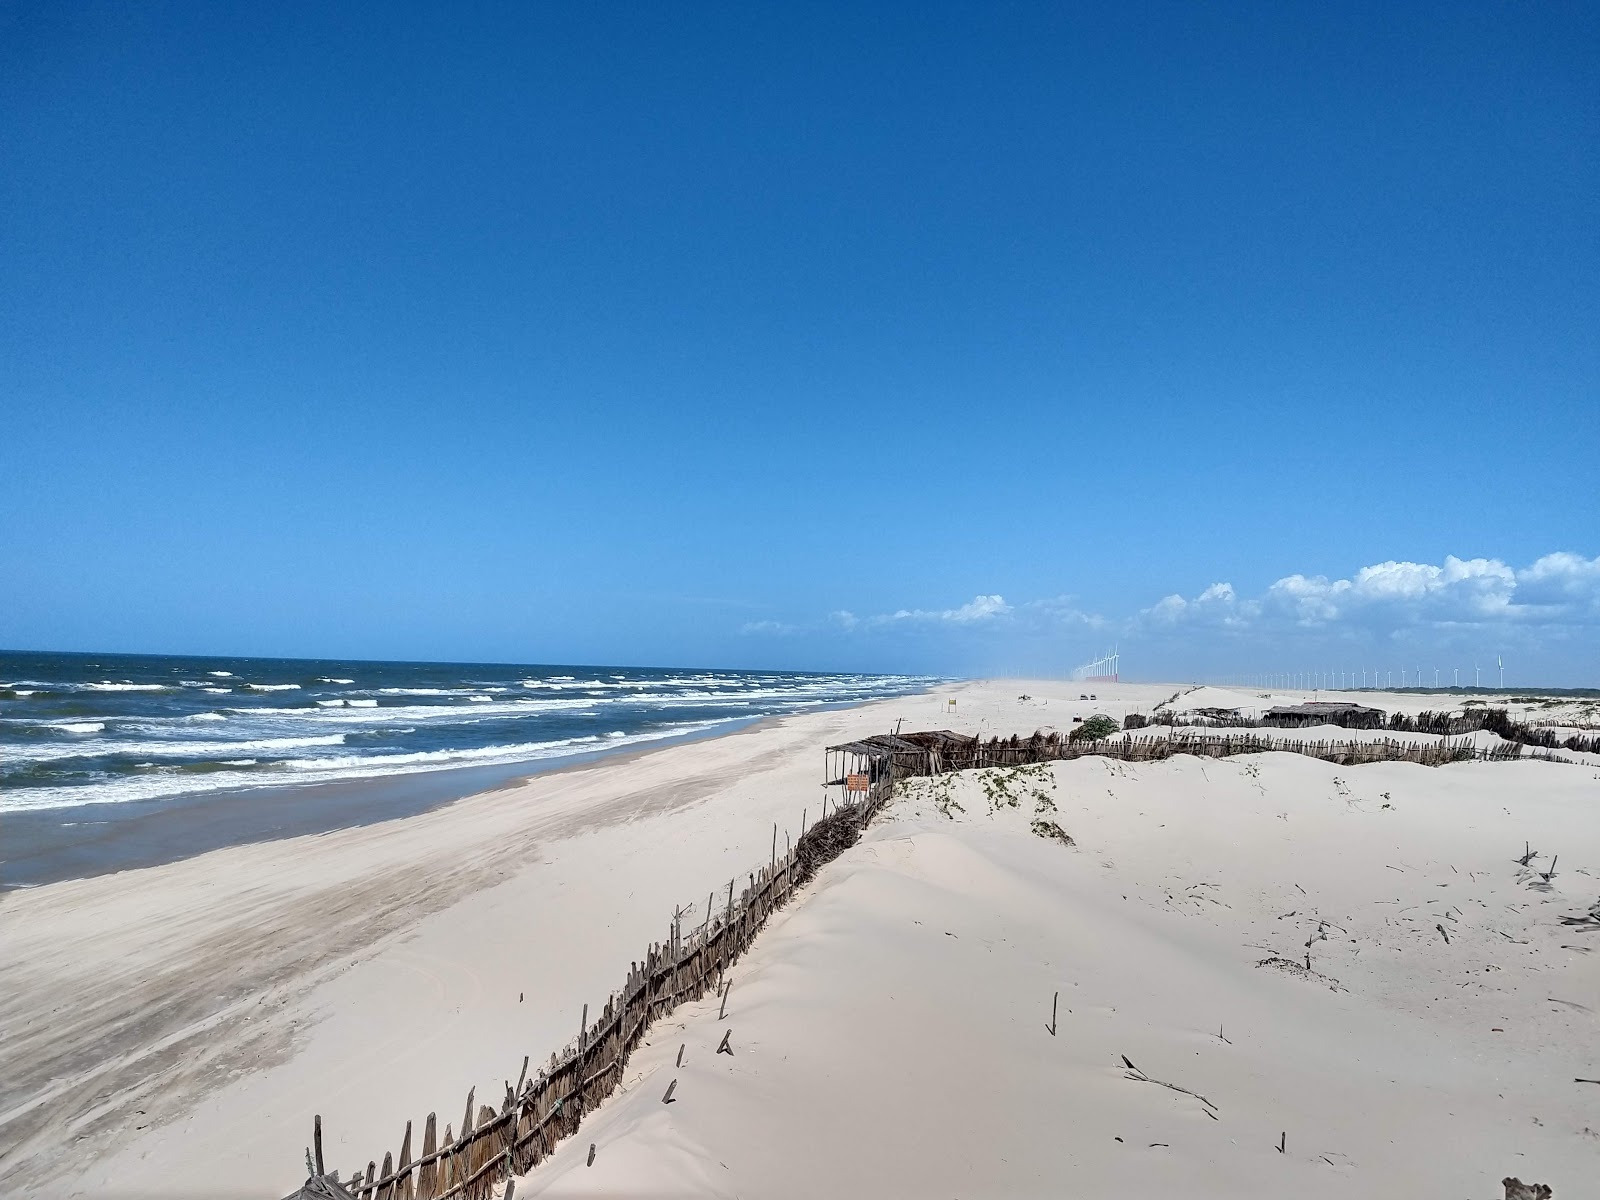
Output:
0 650 935 816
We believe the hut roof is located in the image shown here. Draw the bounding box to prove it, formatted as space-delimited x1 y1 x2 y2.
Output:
825 730 976 756
1264 702 1384 718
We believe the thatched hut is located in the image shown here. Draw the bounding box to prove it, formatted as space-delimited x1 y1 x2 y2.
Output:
1262 702 1385 730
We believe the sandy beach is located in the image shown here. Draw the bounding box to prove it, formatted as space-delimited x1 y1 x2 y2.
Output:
5 679 1597 1197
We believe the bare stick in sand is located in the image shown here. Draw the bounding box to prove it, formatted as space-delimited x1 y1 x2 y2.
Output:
717 1029 733 1055
1541 856 1558 882
719 980 731 1020
1517 841 1538 866
313 1114 324 1176
1216 1023 1231 1044
662 1079 677 1104
676 1044 684 1067
1277 1131 1286 1154
588 1143 596 1166
1120 1054 1218 1111
1437 923 1451 944
1046 991 1058 1036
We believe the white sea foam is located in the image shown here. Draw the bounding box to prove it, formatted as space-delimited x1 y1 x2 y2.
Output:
0 733 347 766
185 713 227 722
208 671 234 677
467 695 492 702
86 682 167 692
202 687 232 694
0 721 729 813
315 698 380 708
54 721 106 734
245 683 301 691
319 677 355 684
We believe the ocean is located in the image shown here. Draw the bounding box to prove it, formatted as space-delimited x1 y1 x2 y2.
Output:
0 651 935 885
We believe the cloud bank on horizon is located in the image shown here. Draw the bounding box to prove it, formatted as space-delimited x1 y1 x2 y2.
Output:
742 552 1600 684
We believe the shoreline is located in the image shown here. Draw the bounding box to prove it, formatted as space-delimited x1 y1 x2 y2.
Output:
0 679 976 1197
1 714 775 890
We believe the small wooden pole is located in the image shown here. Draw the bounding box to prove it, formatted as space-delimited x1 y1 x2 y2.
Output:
587 1143 596 1167
313 1114 324 1176
676 1043 685 1067
716 1029 733 1055
1047 991 1058 1036
719 980 731 1020
662 1079 677 1104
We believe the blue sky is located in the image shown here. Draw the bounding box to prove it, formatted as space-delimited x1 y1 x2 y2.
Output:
3 2 1596 682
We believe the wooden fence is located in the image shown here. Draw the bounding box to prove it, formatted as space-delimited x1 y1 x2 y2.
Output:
291 769 897 1200
286 721 1561 1198
889 729 1549 774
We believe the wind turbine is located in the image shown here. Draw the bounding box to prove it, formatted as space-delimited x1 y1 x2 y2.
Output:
1497 654 1504 689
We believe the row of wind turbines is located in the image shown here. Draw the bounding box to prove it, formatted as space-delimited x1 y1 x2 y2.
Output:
1216 657 1506 692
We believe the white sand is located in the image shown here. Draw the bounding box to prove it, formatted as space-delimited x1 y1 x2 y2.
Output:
5 679 1597 1197
512 682 1600 1198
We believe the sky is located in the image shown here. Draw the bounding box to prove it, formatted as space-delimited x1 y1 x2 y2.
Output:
2 2 1596 682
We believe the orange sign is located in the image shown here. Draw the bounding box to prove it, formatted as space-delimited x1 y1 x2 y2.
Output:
845 773 870 793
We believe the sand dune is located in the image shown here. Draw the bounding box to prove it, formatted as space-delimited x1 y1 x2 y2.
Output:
515 686 1600 1198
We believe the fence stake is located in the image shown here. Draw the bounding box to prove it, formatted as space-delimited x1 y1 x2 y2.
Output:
313 1114 324 1176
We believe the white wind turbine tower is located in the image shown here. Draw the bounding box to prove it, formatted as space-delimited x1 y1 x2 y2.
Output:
1498 654 1504 689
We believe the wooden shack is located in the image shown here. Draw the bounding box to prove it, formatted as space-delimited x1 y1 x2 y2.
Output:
824 730 978 788
1262 702 1386 730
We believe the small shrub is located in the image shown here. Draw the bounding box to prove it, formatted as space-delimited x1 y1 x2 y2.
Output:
1070 714 1119 742
1031 819 1075 846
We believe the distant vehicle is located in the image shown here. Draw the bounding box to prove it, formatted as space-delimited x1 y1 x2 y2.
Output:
1079 693 1088 700
1090 694 1097 700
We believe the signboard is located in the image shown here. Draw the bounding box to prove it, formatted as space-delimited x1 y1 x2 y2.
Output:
845 773 870 793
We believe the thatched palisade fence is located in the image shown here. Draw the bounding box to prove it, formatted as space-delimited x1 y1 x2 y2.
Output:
1125 706 1600 755
287 721 1563 1198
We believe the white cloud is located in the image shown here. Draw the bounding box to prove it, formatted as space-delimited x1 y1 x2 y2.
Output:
884 593 1012 624
1143 552 1600 635
739 619 798 636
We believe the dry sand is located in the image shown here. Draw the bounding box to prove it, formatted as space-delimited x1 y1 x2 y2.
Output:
5 679 1597 1198
510 684 1600 1198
